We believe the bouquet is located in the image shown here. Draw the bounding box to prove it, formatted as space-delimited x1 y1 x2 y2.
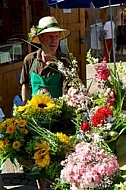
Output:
53 50 126 189
55 141 124 190
0 117 73 182
0 118 28 165
13 94 76 133
69 50 126 145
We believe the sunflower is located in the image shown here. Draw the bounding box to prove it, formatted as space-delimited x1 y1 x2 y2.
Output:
56 132 72 147
34 140 51 167
27 94 56 111
13 141 21 150
34 151 51 168
35 140 50 154
15 104 29 112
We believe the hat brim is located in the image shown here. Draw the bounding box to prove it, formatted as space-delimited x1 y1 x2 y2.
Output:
31 28 70 44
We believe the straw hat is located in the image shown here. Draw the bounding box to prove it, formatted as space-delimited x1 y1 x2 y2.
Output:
29 16 70 44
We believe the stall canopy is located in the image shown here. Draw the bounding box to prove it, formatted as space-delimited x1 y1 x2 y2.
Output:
46 0 126 8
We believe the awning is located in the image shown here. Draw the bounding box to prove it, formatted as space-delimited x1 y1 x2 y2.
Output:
46 0 90 8
46 0 126 8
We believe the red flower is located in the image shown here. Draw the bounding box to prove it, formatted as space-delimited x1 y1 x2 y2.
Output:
92 107 113 127
80 121 90 132
97 107 113 117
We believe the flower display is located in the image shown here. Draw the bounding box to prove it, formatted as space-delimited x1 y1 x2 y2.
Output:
54 50 126 189
56 141 120 190
1 50 126 189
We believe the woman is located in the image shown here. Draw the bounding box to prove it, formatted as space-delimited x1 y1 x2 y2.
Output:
103 15 115 62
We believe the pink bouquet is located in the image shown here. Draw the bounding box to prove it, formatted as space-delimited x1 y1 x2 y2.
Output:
60 141 119 190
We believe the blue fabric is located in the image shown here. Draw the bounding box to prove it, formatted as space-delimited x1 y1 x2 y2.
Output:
57 0 91 8
46 0 56 7
46 0 126 8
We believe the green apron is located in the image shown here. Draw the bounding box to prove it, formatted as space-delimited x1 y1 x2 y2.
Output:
30 59 62 98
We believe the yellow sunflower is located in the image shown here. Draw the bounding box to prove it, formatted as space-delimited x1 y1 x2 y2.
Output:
35 141 50 156
13 141 21 150
27 94 56 111
34 152 51 168
56 132 72 147
34 140 51 167
15 104 30 113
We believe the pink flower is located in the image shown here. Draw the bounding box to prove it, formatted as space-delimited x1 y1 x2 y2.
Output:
60 141 119 189
95 62 110 81
30 27 36 35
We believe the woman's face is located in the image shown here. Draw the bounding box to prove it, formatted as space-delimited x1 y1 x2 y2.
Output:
39 32 60 54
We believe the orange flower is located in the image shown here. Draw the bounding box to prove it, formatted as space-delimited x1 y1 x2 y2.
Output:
0 140 9 148
4 139 10 147
15 119 26 127
6 124 16 134
20 128 28 134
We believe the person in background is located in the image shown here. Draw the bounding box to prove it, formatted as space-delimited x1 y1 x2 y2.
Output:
11 73 23 116
20 16 70 106
103 15 115 62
